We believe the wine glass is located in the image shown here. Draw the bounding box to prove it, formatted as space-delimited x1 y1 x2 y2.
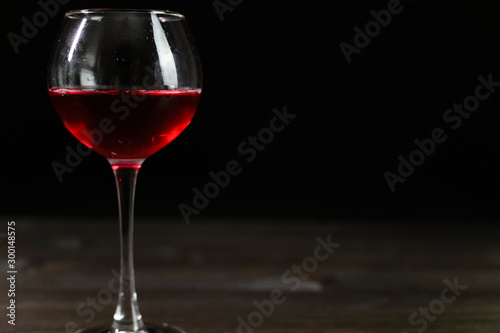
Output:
47 9 202 333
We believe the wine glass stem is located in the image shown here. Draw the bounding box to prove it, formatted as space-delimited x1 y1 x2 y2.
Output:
111 164 146 333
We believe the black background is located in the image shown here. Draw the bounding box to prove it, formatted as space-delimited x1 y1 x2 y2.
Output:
2 0 500 223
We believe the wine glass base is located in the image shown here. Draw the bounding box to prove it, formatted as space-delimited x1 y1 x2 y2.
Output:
76 324 186 333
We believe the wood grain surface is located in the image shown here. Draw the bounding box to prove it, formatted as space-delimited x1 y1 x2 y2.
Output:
1 217 499 333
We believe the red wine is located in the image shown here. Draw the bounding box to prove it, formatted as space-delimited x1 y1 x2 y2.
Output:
49 89 201 159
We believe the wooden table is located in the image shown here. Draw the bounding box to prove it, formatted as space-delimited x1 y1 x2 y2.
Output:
2 217 500 332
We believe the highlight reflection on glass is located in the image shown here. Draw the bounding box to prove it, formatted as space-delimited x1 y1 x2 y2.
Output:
68 18 87 62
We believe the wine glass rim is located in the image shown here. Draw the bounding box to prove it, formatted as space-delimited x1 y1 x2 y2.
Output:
66 9 185 18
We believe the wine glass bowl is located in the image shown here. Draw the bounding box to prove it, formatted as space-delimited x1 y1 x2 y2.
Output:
47 9 202 333
48 9 202 165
